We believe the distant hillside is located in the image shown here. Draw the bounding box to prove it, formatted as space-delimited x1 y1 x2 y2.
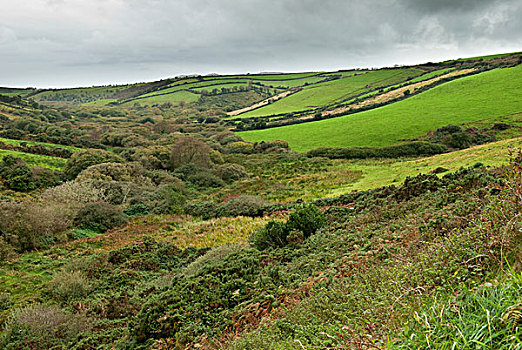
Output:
239 63 522 151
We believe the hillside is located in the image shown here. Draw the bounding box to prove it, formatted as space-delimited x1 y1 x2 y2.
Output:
239 64 522 151
0 52 521 350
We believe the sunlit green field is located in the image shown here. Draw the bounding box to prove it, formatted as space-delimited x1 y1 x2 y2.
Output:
0 149 67 170
237 68 425 117
240 65 522 151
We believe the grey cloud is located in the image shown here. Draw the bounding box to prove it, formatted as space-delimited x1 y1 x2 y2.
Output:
0 0 520 87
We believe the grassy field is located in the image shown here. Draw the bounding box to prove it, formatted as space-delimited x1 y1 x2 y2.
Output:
0 137 82 151
0 149 67 170
240 65 522 151
238 68 425 118
124 90 200 105
330 137 522 195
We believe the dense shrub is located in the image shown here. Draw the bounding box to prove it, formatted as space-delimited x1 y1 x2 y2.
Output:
251 220 289 250
226 141 254 154
443 132 472 149
252 204 325 250
286 203 326 239
1 304 90 350
64 149 124 180
151 184 187 214
123 203 150 217
0 156 36 191
76 162 149 183
216 163 249 183
183 201 221 220
220 195 267 217
42 180 108 207
46 270 92 303
307 142 448 160
31 166 63 189
183 244 240 277
187 171 224 188
0 202 72 252
73 202 127 233
170 136 212 170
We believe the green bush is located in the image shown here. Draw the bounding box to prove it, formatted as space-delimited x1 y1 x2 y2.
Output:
183 244 240 277
220 195 267 217
1 304 90 350
307 142 448 160
187 171 224 188
216 163 249 183
123 203 150 217
73 202 127 233
251 204 325 250
183 201 220 220
0 156 36 191
252 220 289 250
443 131 472 149
63 149 124 180
286 204 326 239
46 270 92 303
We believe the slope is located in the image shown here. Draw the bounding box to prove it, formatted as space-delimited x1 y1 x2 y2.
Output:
239 64 522 151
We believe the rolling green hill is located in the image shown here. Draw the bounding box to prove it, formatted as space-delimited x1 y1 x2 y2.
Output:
239 64 522 151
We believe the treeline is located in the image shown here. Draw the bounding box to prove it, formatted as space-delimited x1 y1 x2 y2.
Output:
306 141 448 160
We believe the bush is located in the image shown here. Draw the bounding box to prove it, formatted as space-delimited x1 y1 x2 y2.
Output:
63 149 124 180
183 201 221 220
307 142 448 160
42 180 108 208
443 132 472 149
187 171 224 188
183 244 240 277
0 156 36 191
31 167 63 189
251 204 325 250
0 202 72 252
286 204 326 239
123 203 150 217
170 136 212 170
73 202 127 233
226 141 254 154
251 220 288 250
216 163 249 183
220 195 267 217
46 270 92 303
1 304 90 350
151 184 186 214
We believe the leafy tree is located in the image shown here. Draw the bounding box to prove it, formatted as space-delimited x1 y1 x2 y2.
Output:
63 149 124 180
170 136 211 170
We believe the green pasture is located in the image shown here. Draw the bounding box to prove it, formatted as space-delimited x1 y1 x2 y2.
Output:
124 90 200 105
239 68 425 117
330 137 522 195
240 65 522 151
0 137 82 151
0 149 67 170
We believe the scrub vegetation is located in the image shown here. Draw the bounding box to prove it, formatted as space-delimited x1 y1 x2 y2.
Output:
0 52 521 349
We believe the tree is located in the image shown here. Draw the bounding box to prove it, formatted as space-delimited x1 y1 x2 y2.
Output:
169 136 211 170
63 149 124 180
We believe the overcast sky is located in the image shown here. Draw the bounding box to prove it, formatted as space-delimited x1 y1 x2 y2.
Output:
1 0 521 88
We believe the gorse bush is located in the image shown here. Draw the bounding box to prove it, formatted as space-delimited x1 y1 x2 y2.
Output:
46 270 92 303
73 201 127 233
286 203 326 239
252 204 325 250
1 304 91 350
63 149 124 180
216 163 248 183
220 195 267 217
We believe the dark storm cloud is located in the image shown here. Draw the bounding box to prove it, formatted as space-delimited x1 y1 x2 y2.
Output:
0 0 520 87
